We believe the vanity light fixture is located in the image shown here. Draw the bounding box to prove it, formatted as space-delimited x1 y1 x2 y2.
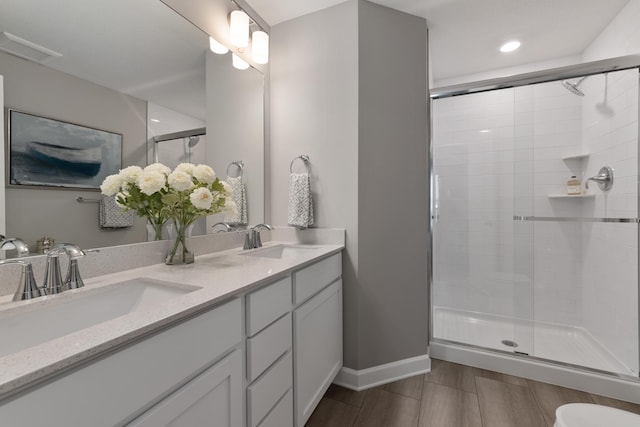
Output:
209 36 229 54
251 30 269 64
229 10 250 49
499 40 521 53
232 53 250 70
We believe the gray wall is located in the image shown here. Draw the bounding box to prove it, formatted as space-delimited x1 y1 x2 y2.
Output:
1 51 147 250
357 1 429 368
270 1 360 367
271 0 429 370
206 52 265 227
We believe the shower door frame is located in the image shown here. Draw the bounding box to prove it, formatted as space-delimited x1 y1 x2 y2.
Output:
428 54 640 381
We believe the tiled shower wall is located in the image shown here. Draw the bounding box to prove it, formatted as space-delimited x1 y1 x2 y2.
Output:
580 69 639 374
433 68 639 373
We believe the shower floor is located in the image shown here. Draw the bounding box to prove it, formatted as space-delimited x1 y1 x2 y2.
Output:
432 306 634 376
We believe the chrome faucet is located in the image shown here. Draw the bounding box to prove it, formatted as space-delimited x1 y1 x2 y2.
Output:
0 259 44 301
43 244 97 294
586 166 614 191
0 237 30 257
244 224 273 250
211 222 232 233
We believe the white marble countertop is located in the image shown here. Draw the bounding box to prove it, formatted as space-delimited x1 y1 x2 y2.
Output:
0 240 343 398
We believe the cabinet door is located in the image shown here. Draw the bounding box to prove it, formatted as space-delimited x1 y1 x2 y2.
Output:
129 349 243 427
293 279 342 427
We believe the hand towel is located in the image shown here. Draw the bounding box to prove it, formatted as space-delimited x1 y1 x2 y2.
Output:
288 172 314 229
99 195 134 228
224 176 248 225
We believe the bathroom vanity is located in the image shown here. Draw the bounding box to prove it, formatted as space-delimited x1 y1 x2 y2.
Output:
0 235 343 427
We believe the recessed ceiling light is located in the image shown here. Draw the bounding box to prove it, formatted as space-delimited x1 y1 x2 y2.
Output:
499 40 521 53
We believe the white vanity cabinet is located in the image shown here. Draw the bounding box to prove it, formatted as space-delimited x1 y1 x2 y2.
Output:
245 276 293 427
0 298 243 427
293 253 343 427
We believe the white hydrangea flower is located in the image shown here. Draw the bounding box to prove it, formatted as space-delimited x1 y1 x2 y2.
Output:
144 163 171 176
119 165 143 184
175 163 195 175
168 170 194 192
193 164 216 184
190 187 213 210
100 174 123 196
138 170 166 195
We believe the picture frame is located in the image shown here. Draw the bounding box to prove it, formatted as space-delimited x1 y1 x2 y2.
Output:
7 109 122 190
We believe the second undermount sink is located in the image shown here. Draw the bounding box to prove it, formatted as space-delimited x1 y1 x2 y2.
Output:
0 278 200 358
242 244 321 259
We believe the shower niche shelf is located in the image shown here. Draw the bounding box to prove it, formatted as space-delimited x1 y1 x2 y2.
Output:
562 153 590 161
548 194 595 199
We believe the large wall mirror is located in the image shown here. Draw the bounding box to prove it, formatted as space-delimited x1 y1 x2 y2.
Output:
0 0 265 255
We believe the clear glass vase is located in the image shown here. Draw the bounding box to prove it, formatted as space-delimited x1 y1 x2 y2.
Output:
165 221 195 265
146 221 174 241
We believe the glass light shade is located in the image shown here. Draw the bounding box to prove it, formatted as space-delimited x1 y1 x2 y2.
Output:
232 53 249 70
209 36 228 54
251 30 269 64
229 10 249 48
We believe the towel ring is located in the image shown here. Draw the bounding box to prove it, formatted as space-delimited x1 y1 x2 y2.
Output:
226 160 244 178
290 155 310 173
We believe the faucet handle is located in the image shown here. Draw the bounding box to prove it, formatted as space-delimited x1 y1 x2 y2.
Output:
243 231 253 250
65 248 99 290
0 260 44 301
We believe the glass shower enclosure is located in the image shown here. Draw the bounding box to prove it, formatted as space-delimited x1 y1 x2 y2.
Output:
431 58 640 378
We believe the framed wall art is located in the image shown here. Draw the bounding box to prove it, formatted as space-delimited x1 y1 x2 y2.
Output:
7 109 122 189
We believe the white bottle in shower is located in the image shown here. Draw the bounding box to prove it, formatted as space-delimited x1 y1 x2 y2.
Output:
567 176 582 195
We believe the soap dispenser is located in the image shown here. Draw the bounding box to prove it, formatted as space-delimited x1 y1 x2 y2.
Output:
567 175 582 195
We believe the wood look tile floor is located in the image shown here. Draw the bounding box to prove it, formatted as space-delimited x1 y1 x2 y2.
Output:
305 359 640 427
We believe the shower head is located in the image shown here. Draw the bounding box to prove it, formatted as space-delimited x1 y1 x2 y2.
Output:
562 76 588 96
187 136 200 148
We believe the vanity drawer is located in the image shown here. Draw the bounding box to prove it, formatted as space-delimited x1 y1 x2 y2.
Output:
258 388 293 427
246 276 292 336
247 312 292 382
293 252 342 305
247 351 293 427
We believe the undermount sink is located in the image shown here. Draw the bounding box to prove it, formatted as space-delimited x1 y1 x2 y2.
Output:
242 244 320 259
0 278 200 358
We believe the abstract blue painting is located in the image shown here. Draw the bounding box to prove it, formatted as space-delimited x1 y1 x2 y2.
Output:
8 110 122 189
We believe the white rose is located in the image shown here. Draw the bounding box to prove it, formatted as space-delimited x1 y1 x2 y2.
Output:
115 191 129 208
144 163 171 176
193 164 216 184
223 199 237 216
137 170 166 195
100 174 123 196
220 180 232 195
168 170 193 191
189 187 213 210
175 163 195 175
119 165 143 184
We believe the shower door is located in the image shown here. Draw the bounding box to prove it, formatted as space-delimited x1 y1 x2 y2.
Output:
432 65 640 377
431 86 534 355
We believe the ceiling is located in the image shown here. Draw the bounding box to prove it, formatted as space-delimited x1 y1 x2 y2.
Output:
245 0 631 83
0 0 630 119
0 0 208 120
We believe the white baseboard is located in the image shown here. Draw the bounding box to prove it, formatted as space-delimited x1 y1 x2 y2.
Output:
333 354 431 391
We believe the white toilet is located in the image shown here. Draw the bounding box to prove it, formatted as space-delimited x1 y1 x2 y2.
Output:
554 403 640 427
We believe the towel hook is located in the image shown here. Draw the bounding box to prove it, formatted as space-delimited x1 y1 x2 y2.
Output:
290 155 310 173
226 160 244 178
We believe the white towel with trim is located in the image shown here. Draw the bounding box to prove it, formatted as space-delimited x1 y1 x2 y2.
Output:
99 195 134 228
288 172 314 229
224 176 248 225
